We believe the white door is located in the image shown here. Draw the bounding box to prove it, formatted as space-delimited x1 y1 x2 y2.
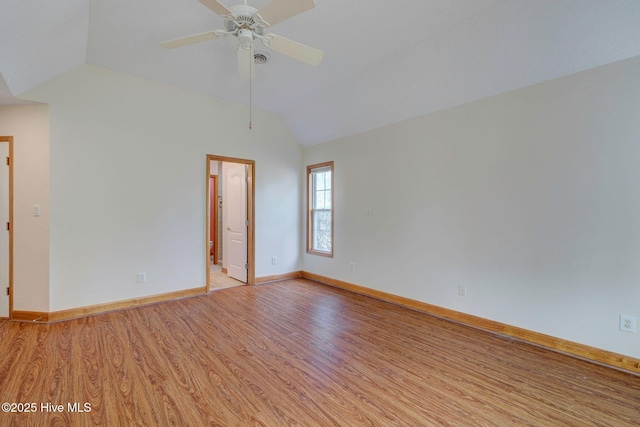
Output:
224 162 248 283
0 143 9 317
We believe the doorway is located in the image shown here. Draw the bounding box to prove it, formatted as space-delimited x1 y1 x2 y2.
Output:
0 136 13 318
206 155 255 291
209 174 218 265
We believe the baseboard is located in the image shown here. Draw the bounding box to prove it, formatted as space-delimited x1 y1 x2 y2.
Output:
11 271 303 323
301 271 640 375
12 311 49 323
256 271 302 284
46 286 207 323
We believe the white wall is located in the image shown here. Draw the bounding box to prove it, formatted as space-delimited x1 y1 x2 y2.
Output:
303 57 640 359
0 104 50 312
23 64 302 311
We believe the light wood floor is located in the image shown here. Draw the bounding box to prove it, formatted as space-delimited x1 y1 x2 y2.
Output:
0 279 638 426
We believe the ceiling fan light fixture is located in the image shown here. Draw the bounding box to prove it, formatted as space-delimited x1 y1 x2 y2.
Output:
237 28 254 44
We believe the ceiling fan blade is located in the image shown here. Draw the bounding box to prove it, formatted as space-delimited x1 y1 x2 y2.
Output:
198 0 233 16
265 34 323 66
161 31 222 49
257 0 316 27
237 44 255 80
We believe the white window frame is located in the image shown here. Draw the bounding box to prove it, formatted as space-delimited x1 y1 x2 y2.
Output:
307 161 334 257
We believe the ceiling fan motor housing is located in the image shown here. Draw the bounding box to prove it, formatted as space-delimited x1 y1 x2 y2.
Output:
224 5 260 31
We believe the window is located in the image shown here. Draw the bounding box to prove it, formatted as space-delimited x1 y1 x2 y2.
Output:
307 161 333 257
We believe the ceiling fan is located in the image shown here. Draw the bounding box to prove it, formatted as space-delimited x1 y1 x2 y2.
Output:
161 0 323 80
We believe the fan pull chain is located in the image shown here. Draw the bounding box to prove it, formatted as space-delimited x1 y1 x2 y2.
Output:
249 46 252 130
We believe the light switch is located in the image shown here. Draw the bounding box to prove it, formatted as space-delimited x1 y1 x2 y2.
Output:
34 204 41 217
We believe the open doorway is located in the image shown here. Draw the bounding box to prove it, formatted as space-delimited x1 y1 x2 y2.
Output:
206 155 255 291
209 174 219 266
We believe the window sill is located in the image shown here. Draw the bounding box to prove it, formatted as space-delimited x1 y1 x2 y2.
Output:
307 249 333 258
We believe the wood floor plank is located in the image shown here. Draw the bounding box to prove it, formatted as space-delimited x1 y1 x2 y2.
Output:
0 280 639 426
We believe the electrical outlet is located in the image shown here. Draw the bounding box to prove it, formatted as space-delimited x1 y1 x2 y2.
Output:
458 285 466 296
137 272 147 283
619 315 636 333
271 257 277 265
349 262 356 272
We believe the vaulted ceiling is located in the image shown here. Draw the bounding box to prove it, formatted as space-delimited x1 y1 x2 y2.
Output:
2 0 640 146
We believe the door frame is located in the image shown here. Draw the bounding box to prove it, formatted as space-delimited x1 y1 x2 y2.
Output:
209 174 218 265
206 155 255 290
0 136 13 319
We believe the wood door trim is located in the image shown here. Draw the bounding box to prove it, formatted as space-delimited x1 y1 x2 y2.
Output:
206 155 255 290
0 136 13 319
210 175 219 265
